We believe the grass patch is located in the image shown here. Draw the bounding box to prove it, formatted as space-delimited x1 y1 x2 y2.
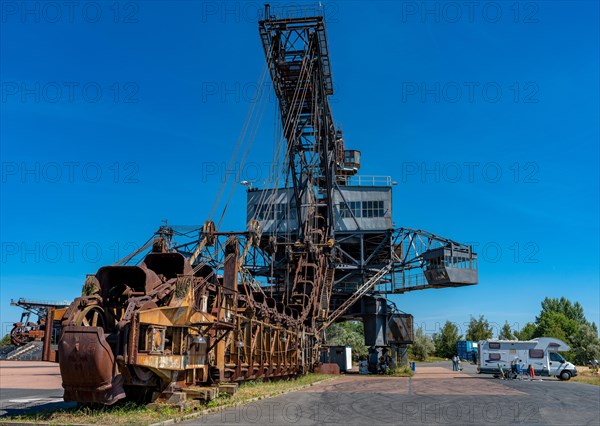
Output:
235 373 332 400
384 365 414 377
408 356 446 363
3 374 334 425
571 366 600 386
3 402 181 425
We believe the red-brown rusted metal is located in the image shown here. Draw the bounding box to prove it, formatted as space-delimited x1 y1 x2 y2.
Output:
9 298 69 347
42 308 55 362
59 326 126 404
50 237 312 405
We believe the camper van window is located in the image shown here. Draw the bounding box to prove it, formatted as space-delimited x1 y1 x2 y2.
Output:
529 349 544 359
489 342 501 349
549 352 564 362
489 353 501 361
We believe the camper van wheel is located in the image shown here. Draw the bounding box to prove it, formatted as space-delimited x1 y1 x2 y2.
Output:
559 370 571 381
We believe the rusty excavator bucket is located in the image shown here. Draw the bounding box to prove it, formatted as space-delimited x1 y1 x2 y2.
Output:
59 325 126 405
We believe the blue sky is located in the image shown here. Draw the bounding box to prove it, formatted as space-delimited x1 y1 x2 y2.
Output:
1 1 598 337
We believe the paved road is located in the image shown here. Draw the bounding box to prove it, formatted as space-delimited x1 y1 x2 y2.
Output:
1 360 598 425
184 361 600 426
0 361 73 417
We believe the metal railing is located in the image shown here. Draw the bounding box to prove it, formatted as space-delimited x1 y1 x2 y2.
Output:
10 298 70 307
259 4 326 21
385 271 430 293
338 175 393 187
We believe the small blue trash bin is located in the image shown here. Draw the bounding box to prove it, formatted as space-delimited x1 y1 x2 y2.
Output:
410 362 416 372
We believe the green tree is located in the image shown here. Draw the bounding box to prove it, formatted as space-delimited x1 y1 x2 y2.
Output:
572 323 600 365
0 334 10 347
537 297 587 325
533 298 580 362
534 311 579 343
513 322 536 340
432 321 462 358
465 315 493 341
528 297 599 365
498 322 515 340
325 321 368 358
410 327 435 361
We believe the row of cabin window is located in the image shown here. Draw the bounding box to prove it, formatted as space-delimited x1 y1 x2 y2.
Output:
426 256 477 270
487 349 546 360
253 200 385 221
339 200 385 218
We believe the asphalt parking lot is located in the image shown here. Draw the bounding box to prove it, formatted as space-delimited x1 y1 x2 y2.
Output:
0 361 73 418
184 361 600 426
0 360 598 425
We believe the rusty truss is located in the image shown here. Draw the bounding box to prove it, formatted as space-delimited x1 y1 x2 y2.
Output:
57 228 315 404
9 298 68 346
45 4 479 406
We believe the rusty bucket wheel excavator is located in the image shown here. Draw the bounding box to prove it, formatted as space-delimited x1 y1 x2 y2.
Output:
45 4 479 405
8 298 68 347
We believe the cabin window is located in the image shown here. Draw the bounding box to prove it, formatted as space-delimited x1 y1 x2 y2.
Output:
340 201 385 218
489 342 501 349
549 352 564 362
529 349 544 359
340 201 361 218
144 325 166 354
488 353 501 361
362 200 384 218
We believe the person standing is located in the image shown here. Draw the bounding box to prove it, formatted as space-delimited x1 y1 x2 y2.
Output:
511 356 519 376
452 354 458 371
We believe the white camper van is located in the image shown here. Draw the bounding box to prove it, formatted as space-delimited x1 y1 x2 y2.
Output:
478 337 578 380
